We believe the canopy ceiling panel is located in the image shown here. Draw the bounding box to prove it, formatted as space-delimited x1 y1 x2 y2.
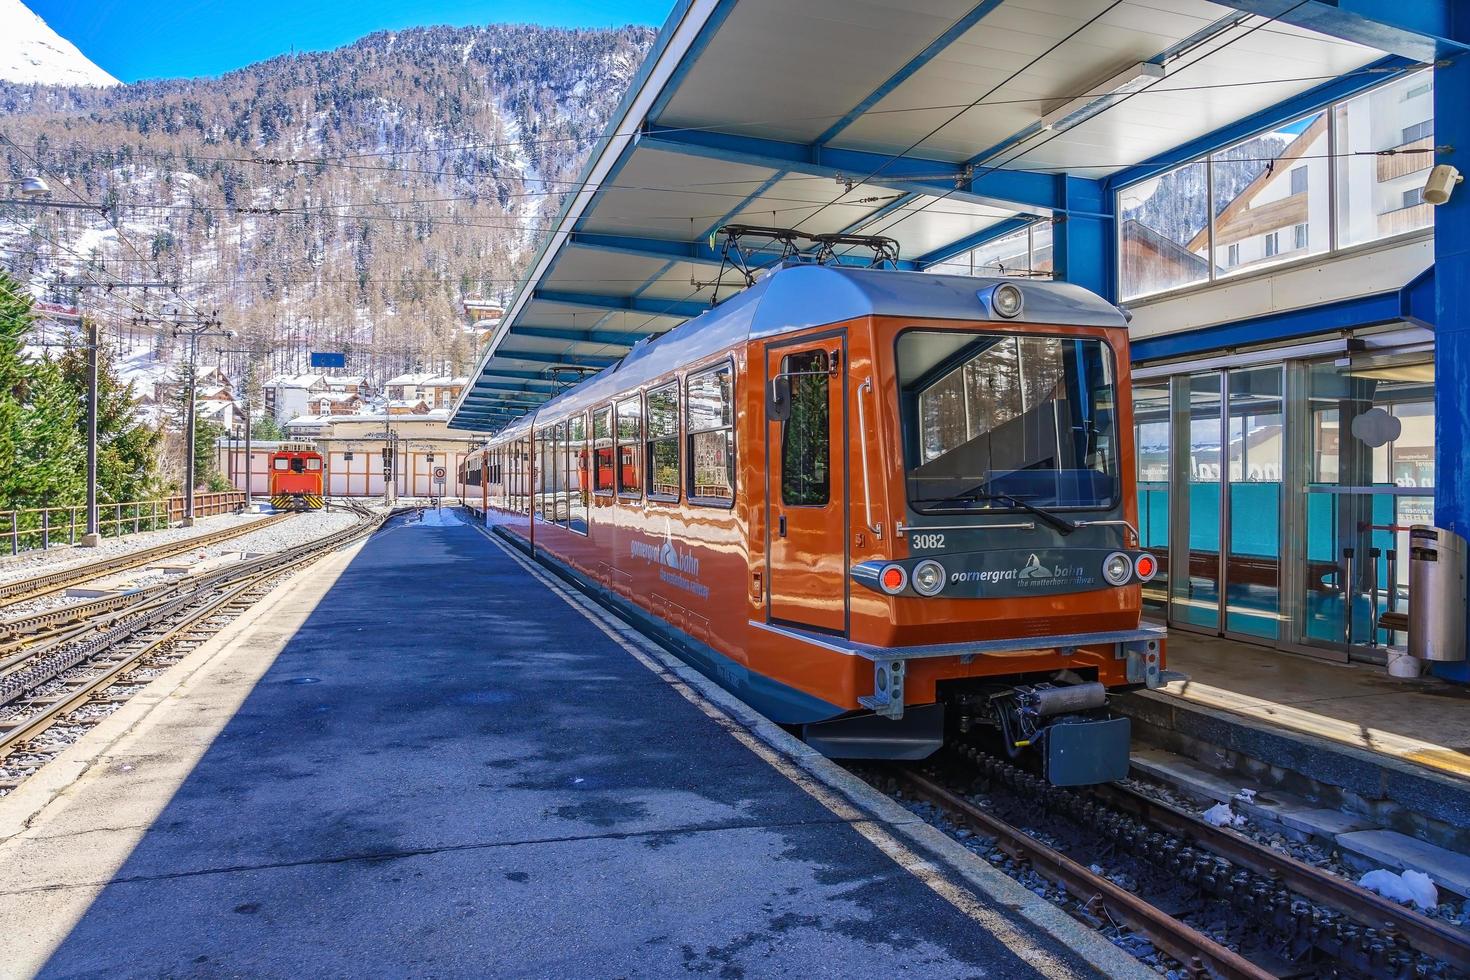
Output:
451 0 1403 431
655 0 987 144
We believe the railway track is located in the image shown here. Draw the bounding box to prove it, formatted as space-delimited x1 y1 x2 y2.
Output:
887 747 1467 978
0 504 385 790
0 513 291 610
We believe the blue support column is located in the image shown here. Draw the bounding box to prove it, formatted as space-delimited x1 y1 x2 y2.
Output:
1049 176 1114 302
1433 53 1470 679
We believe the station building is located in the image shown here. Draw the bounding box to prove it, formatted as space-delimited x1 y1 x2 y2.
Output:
447 0 1469 678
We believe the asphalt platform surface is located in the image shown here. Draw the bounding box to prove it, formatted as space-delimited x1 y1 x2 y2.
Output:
0 510 1132 978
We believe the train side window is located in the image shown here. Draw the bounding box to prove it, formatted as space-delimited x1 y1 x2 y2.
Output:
780 351 830 506
306 457 322 471
685 364 735 506
568 412 588 533
645 383 679 502
273 458 288 471
592 406 614 496
616 395 642 499
554 419 570 529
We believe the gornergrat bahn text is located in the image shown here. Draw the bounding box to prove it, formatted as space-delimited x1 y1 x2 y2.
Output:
461 262 1164 785
269 441 325 511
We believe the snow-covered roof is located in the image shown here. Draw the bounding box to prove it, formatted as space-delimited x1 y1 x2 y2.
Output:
266 373 326 390
314 392 362 403
388 398 430 408
422 375 468 387
323 375 367 386
384 372 436 386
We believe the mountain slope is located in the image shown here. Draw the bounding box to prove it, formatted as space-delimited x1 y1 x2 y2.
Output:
0 0 118 87
0 22 652 387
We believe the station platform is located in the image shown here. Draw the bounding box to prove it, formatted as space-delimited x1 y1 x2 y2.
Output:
0 510 1138 978
1120 632 1470 868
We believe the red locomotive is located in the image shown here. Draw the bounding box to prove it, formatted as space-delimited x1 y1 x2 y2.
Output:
269 441 325 511
465 259 1163 784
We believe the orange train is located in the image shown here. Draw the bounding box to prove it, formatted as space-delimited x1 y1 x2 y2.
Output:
269 441 325 511
465 262 1164 784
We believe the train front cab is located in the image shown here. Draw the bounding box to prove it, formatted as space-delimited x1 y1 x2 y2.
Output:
758 283 1164 784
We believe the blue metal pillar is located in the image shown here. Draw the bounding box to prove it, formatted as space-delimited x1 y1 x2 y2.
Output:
1049 176 1114 301
1433 53 1470 678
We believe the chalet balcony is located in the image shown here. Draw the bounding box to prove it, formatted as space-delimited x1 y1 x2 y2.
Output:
1377 136 1434 182
1376 201 1433 238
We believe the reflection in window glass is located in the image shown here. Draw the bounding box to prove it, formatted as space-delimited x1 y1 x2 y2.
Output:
900 332 1117 512
645 384 679 501
781 351 830 506
616 395 642 497
568 413 588 532
1133 379 1170 613
922 223 1051 279
592 407 614 495
1118 160 1210 299
554 420 569 528
1212 111 1328 277
1335 70 1434 247
686 365 734 504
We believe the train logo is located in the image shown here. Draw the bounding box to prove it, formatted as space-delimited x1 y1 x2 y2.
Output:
1019 554 1052 580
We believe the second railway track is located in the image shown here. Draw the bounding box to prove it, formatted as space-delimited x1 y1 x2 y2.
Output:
0 504 386 794
0 512 292 609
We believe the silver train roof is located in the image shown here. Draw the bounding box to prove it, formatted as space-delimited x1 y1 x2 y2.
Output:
491 263 1125 441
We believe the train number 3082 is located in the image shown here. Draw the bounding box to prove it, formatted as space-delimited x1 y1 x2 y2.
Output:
910 533 946 550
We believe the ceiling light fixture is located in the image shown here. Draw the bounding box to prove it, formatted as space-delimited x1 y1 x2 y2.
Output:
1038 62 1166 135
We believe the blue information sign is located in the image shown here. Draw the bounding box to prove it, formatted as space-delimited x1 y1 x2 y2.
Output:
310 351 346 368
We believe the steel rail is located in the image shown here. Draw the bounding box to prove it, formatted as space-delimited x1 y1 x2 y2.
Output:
1092 780 1470 972
894 767 1274 980
0 514 291 608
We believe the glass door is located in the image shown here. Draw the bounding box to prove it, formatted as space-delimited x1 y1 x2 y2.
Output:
1225 367 1284 640
1169 373 1223 631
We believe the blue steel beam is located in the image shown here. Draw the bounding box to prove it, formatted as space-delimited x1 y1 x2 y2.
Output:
636 125 1060 214
1106 55 1424 191
531 289 708 319
488 349 621 369
1209 1 1468 59
813 0 1008 145
915 216 1035 268
1433 48 1470 679
1129 290 1407 361
565 229 919 270
513 325 641 347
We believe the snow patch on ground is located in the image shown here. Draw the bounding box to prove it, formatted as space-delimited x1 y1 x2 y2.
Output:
1202 803 1247 828
414 507 464 527
1359 868 1440 910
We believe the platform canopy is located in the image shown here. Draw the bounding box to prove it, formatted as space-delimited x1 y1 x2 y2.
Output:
450 0 1419 431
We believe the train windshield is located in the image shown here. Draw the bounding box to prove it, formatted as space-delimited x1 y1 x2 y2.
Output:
897 330 1119 514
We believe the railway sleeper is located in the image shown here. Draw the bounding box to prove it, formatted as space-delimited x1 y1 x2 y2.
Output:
947 747 1447 977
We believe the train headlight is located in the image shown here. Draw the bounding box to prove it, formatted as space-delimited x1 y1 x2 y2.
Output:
878 563 908 595
992 283 1024 318
1134 552 1158 582
1102 552 1133 586
912 559 945 596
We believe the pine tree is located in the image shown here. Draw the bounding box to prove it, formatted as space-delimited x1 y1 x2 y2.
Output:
57 324 165 505
4 357 85 510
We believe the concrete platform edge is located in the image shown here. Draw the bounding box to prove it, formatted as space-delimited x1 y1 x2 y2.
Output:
476 523 1150 979
1120 689 1470 828
0 538 368 842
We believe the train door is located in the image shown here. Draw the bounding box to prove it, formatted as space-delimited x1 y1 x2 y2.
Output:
765 335 847 634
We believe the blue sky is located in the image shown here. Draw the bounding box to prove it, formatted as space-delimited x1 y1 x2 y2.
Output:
31 0 672 83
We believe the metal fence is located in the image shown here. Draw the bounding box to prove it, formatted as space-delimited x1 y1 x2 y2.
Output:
0 492 247 556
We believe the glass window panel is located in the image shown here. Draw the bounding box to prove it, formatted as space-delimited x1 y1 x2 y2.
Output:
970 227 1031 277
1133 379 1170 614
1029 221 1052 277
555 420 569 528
1118 160 1210 299
645 383 679 501
781 351 830 506
616 395 642 497
1211 111 1328 277
592 406 614 495
686 364 734 505
1226 367 1283 639
1335 70 1434 247
568 413 588 533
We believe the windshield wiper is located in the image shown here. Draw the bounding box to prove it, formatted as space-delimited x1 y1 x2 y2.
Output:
926 490 1077 536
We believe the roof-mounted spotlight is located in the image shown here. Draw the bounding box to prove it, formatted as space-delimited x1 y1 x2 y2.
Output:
1038 62 1165 135
1425 164 1462 205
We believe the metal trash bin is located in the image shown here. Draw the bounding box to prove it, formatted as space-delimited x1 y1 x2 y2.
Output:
1409 525 1468 662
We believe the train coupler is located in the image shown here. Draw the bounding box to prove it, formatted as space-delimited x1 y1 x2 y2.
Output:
991 681 1131 786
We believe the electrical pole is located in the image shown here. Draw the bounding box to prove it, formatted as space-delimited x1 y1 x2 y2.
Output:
81 318 100 547
184 341 197 526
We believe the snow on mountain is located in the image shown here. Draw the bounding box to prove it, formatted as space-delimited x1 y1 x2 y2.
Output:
0 0 118 87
